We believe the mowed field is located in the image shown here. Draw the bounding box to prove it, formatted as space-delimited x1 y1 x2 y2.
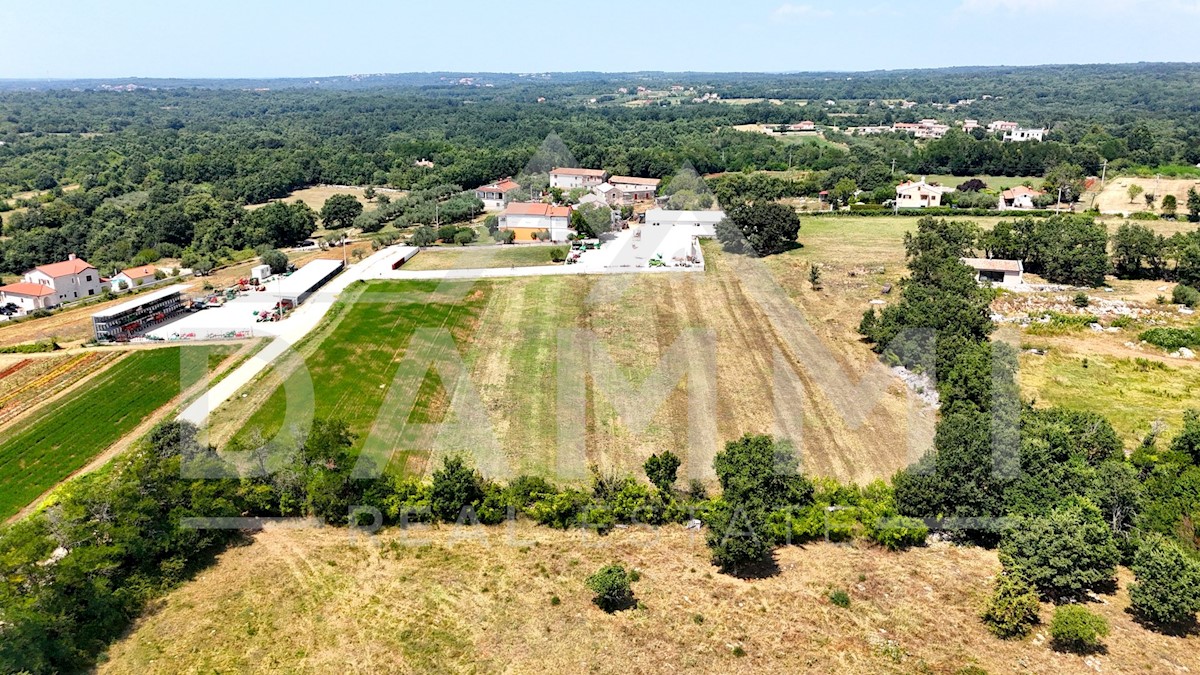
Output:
400 245 562 271
0 346 230 520
221 234 929 485
99 522 1200 675
1088 176 1200 215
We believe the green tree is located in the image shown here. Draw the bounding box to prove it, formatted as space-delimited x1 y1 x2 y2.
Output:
982 572 1042 639
999 500 1120 600
716 202 801 256
409 225 436 247
430 455 484 523
644 451 682 494
1169 409 1200 464
1188 187 1200 223
586 564 635 612
1050 605 1109 653
570 203 613 238
1127 183 1144 204
453 228 476 246
1162 194 1178 219
320 193 364 230
1042 163 1085 203
259 248 288 275
714 434 813 515
1128 535 1200 629
1111 222 1164 278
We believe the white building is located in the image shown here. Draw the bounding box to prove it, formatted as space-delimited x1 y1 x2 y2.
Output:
15 254 103 306
961 258 1024 288
987 121 1020 133
474 178 521 211
1004 128 1046 143
592 182 624 206
0 282 57 312
110 264 158 290
549 167 609 190
498 202 574 242
895 179 954 208
998 185 1046 210
644 208 727 237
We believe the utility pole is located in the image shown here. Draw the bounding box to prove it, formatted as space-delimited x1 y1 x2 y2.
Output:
1100 159 1108 187
891 158 897 175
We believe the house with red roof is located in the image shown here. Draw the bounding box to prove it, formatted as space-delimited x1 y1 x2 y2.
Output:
0 282 57 312
498 202 574 241
110 264 160 290
475 178 522 211
3 254 103 310
998 185 1046 210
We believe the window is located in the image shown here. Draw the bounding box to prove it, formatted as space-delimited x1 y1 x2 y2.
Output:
87 275 93 282
89 289 95 296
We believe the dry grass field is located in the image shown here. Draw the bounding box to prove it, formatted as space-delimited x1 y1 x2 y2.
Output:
99 523 1200 675
244 184 405 213
1088 176 1200 216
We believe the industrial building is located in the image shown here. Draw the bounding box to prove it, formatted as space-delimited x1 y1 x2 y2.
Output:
91 284 190 342
270 259 344 305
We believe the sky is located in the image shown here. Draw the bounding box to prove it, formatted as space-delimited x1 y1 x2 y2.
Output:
1 0 1198 79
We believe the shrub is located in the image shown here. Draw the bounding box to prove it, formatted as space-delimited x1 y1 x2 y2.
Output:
586 563 635 612
644 451 681 493
429 455 484 523
982 573 1041 639
1172 284 1200 308
549 246 567 262
865 515 929 550
1072 292 1090 308
1049 605 1109 653
1128 535 1200 629
705 502 772 571
998 500 1119 601
829 588 851 608
1139 326 1200 351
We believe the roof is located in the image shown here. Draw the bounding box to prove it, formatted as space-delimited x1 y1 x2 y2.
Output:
33 257 96 278
1001 186 1044 199
478 178 521 193
644 208 727 226
609 176 662 187
502 202 572 218
0 282 55 297
896 180 953 195
118 264 158 280
550 167 608 177
91 284 191 319
961 258 1023 273
273 259 344 300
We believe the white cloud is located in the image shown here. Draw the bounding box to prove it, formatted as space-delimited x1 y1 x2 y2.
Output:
771 3 833 21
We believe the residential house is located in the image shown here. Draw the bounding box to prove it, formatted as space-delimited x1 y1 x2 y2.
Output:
608 176 661 203
19 254 103 305
110 264 159 290
998 185 1046 210
961 258 1024 287
895 179 954 208
987 120 1020 133
962 119 980 132
0 283 57 312
549 167 609 190
475 178 522 211
498 202 574 242
1003 127 1046 143
591 182 625 206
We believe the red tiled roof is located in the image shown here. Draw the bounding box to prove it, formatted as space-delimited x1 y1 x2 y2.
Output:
503 202 572 218
119 264 157 280
550 167 608 177
0 282 55 297
962 258 1022 273
610 176 661 186
479 178 521 193
33 257 96 278
1001 186 1044 199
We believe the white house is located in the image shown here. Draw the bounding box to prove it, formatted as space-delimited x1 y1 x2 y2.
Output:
895 179 954 208
19 254 103 305
549 167 609 190
110 264 159 290
1003 127 1046 143
987 120 1020 133
609 176 661 202
961 258 1024 287
998 185 1046 210
644 208 727 237
0 282 57 312
498 202 574 242
474 178 521 211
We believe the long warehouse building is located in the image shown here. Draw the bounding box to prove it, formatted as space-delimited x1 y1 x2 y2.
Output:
272 259 344 305
91 284 191 342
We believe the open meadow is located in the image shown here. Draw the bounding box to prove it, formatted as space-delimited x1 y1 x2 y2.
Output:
0 346 232 520
400 245 563 271
98 522 1200 675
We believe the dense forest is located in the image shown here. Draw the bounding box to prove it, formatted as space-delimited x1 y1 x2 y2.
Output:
1 63 1199 274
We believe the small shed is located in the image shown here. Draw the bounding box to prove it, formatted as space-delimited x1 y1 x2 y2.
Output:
961 258 1023 288
251 264 272 283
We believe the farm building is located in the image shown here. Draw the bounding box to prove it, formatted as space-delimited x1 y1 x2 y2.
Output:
644 208 727 237
474 178 521 211
91 284 190 341
271 259 344 305
549 167 609 190
895 179 954 208
498 202 574 242
0 282 57 313
9 254 103 307
609 176 661 202
961 258 1024 288
110 264 159 290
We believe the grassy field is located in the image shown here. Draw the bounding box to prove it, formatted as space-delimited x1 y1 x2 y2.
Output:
221 237 925 485
1086 175 1200 215
402 245 562 271
0 346 229 520
922 174 1042 190
98 522 1200 675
